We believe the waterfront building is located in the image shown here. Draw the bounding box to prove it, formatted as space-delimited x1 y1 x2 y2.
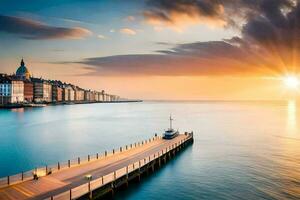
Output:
95 92 101 102
74 86 85 102
63 84 75 102
62 85 68 102
105 93 110 101
32 78 52 103
52 85 63 102
23 81 34 103
90 91 96 102
101 90 105 102
49 80 63 102
69 85 75 101
16 59 31 80
0 74 24 104
84 90 91 101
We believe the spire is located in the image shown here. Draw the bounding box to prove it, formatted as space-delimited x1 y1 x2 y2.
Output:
21 58 25 66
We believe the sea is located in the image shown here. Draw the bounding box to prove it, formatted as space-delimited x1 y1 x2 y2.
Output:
0 101 299 200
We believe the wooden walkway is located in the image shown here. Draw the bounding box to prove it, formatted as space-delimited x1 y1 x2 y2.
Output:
0 134 192 200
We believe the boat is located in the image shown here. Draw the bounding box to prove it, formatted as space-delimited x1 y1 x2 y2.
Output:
163 115 179 139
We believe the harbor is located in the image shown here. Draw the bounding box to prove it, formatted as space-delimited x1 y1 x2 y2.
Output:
0 132 194 200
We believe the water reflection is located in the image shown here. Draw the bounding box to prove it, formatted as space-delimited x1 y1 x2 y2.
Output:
287 100 297 134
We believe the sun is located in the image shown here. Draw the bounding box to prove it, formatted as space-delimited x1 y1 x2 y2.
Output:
283 75 300 89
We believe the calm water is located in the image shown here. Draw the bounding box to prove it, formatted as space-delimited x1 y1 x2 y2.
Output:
1 101 300 200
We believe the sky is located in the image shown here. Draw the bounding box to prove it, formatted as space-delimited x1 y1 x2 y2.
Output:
0 0 300 100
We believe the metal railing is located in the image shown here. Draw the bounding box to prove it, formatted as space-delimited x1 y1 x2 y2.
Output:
43 133 193 200
0 135 164 188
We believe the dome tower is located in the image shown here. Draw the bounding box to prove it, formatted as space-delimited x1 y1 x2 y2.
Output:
16 59 31 80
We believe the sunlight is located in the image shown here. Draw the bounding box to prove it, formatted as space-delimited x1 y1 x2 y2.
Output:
283 76 300 89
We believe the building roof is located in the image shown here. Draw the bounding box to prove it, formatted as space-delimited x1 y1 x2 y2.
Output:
0 74 11 83
16 59 31 79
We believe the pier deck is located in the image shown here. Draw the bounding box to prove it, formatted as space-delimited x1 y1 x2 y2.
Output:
0 134 193 200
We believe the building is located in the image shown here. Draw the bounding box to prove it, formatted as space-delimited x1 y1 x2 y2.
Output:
14 59 33 103
74 86 85 102
101 90 105 102
84 90 91 102
95 92 100 102
90 91 96 102
52 85 63 102
49 81 63 102
16 59 31 80
63 84 75 102
0 74 24 104
32 78 52 103
23 81 33 103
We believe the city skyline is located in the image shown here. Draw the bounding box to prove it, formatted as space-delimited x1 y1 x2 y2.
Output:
1 0 300 100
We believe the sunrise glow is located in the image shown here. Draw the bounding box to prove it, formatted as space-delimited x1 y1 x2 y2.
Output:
283 76 300 89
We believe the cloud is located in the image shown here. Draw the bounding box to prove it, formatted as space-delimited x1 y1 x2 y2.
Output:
97 34 107 39
143 0 230 30
64 40 273 77
119 28 137 35
0 15 92 40
143 0 296 30
59 0 300 77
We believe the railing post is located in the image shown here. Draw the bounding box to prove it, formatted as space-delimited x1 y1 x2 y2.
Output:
114 171 116 180
139 161 141 171
88 181 92 198
126 145 128 150
7 176 9 185
68 160 70 168
102 176 104 185
69 189 72 200
88 155 90 162
120 147 122 152
113 149 115 154
96 153 99 159
105 151 107 157
78 157 80 165
21 171 24 181
46 165 48 175
58 162 60 170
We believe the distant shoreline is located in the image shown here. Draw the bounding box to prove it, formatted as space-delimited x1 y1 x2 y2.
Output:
0 100 143 109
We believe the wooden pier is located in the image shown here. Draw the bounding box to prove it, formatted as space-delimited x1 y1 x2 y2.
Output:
0 133 193 200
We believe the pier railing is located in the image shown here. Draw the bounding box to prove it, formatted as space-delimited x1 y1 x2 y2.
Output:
43 132 193 200
0 135 164 189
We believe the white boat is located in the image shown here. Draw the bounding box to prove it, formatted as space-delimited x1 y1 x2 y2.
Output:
163 115 179 139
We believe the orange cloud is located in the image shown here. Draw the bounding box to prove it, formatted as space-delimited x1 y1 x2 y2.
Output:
144 5 226 31
144 0 228 31
119 28 137 35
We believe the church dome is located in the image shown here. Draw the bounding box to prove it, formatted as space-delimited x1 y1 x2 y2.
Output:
16 59 31 80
